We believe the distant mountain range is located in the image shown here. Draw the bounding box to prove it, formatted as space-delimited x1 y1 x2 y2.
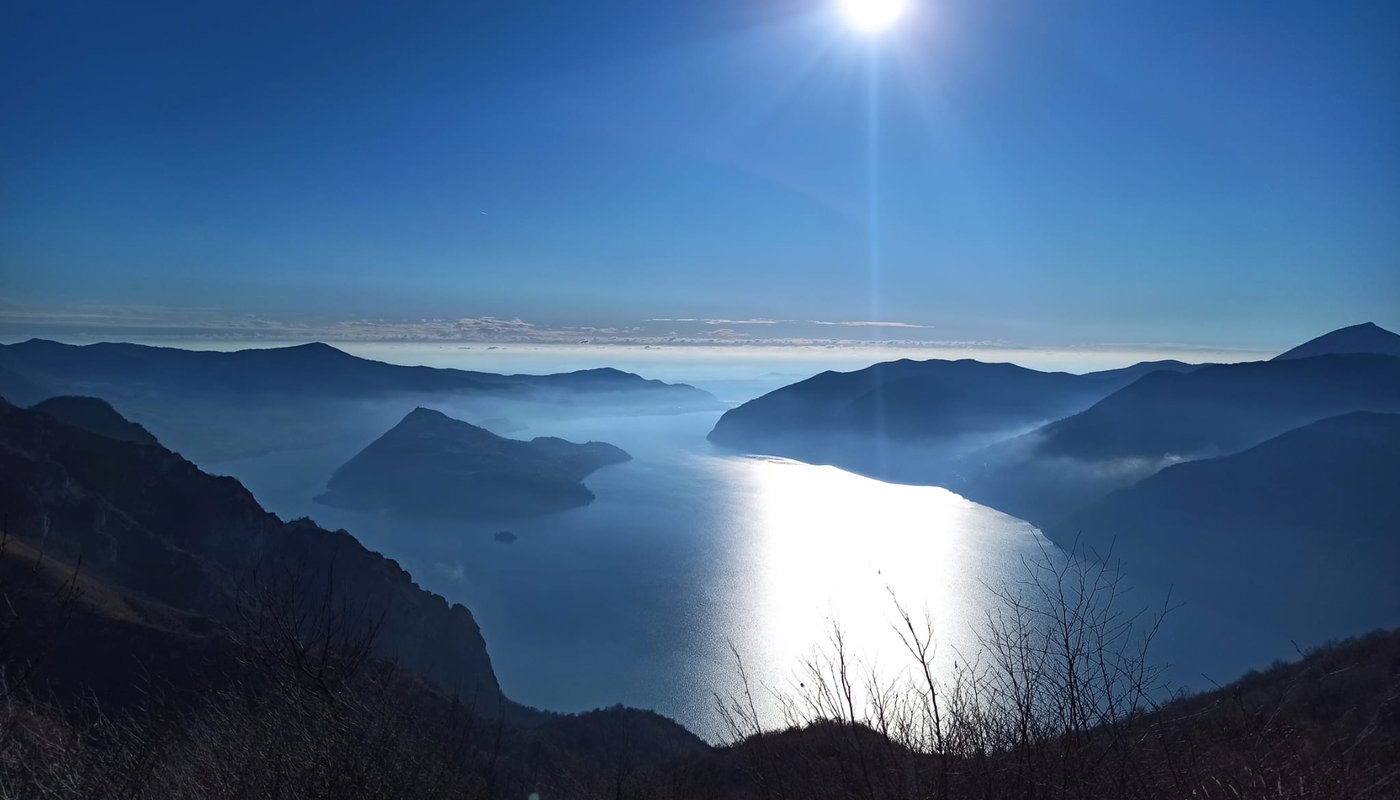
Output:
1028 354 1400 462
703 323 1400 666
1273 321 1400 360
318 407 631 519
951 350 1400 525
709 321 1400 559
0 339 719 401
708 357 1198 481
0 339 721 462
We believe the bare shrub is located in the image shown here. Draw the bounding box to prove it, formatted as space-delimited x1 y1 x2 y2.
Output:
710 545 1400 800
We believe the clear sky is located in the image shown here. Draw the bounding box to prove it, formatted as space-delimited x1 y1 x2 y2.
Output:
2 1 1397 349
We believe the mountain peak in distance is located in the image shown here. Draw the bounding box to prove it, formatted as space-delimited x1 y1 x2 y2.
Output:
1274 322 1400 361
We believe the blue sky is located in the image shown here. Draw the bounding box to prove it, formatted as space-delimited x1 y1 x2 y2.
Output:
2 0 1397 348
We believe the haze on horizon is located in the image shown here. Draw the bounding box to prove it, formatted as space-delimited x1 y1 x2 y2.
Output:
2 0 1398 351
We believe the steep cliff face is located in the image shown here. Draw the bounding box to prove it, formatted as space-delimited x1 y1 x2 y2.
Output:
0 398 498 700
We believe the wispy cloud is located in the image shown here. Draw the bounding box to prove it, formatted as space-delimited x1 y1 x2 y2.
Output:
0 302 1271 360
433 562 466 582
811 320 934 329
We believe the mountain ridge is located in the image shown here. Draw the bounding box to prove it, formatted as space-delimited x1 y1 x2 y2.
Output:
0 338 721 462
1274 321 1400 360
0 397 500 699
706 354 1201 483
1047 410 1400 650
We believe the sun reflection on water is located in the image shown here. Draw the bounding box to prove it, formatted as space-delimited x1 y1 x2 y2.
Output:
703 454 1053 733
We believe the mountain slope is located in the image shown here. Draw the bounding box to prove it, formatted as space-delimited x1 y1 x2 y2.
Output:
317 407 631 519
1274 321 1400 360
707 357 1198 481
1051 411 1400 644
1057 410 1400 552
1031 354 1400 462
30 395 159 445
950 353 1400 526
0 398 499 698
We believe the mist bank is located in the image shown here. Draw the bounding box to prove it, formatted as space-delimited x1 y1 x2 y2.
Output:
0 338 721 463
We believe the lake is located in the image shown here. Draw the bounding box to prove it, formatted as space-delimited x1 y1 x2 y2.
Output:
208 343 1307 742
218 407 1068 741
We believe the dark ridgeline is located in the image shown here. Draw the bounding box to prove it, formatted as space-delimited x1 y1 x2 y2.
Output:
0 394 707 795
0 339 722 462
317 406 631 519
29 395 160 446
0 339 723 401
0 397 499 701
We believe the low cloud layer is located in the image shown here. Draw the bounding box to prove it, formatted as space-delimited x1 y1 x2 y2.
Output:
812 320 935 329
0 303 958 348
0 302 1273 360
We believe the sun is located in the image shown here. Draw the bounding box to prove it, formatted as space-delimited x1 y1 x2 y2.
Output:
838 0 909 34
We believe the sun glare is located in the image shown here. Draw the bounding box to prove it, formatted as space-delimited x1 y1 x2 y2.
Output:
839 0 909 34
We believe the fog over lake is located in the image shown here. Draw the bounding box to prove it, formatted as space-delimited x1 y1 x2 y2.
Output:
208 343 1309 741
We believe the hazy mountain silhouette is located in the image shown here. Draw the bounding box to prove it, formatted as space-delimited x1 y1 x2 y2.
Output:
952 353 1400 525
0 397 499 698
317 407 631 519
0 339 719 462
707 357 1197 482
0 364 53 407
1027 354 1400 462
707 324 1400 528
0 338 720 403
1051 411 1400 645
1274 321 1400 360
30 395 159 446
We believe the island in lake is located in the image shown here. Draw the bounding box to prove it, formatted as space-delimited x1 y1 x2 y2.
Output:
316 407 631 520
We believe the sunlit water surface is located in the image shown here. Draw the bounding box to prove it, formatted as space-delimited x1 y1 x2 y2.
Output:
220 410 1062 741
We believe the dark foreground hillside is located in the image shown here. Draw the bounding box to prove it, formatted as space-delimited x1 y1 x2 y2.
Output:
4 540 1396 799
0 397 499 699
673 628 1400 800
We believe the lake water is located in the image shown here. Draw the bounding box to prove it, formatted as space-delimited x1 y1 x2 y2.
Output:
205 342 1315 742
218 408 1064 741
